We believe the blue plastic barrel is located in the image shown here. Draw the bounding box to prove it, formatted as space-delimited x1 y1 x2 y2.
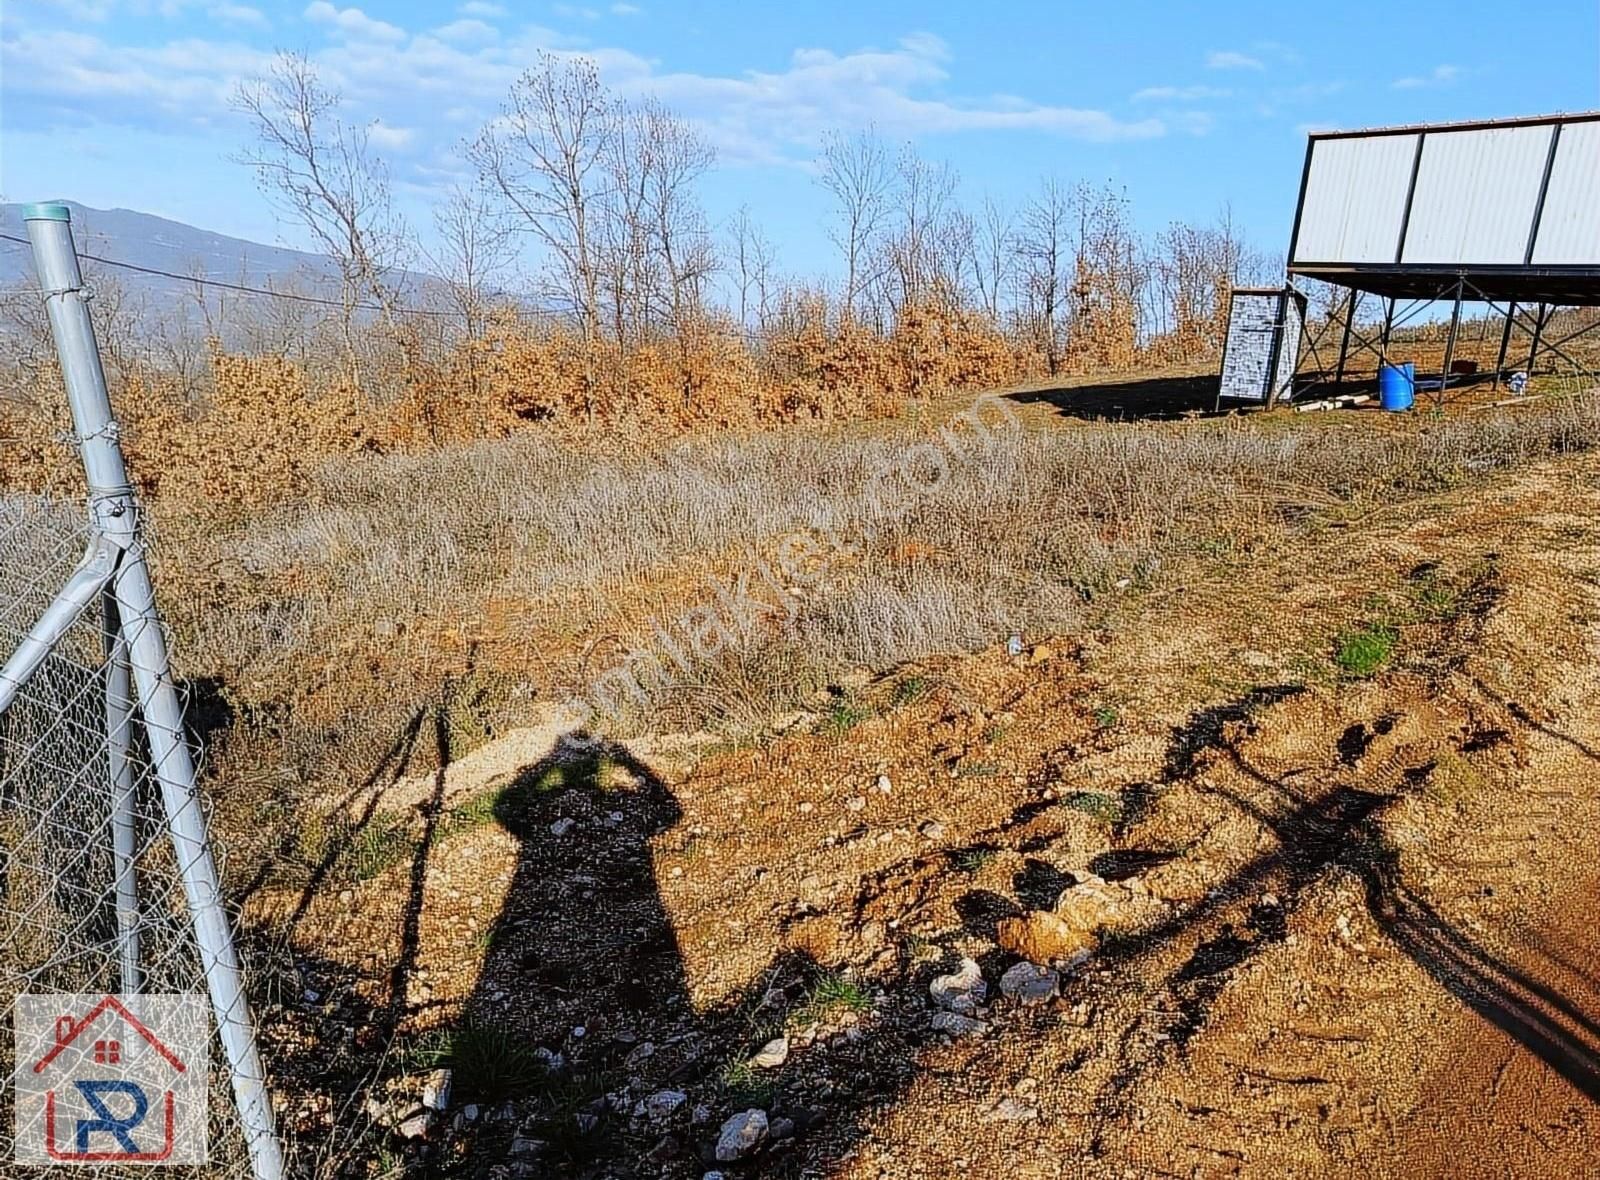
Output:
1379 362 1415 411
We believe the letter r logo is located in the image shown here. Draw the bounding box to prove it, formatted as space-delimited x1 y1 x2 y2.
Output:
73 1079 148 1155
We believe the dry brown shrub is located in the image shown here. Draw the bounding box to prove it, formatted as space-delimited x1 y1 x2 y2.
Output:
0 376 75 495
1 285 1233 510
121 347 374 504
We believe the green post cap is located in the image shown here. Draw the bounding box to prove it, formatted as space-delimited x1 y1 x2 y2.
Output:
21 203 71 222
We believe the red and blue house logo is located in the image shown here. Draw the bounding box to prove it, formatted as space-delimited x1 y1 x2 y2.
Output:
14 993 209 1166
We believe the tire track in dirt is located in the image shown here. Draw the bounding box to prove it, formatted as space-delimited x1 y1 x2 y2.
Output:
1383 491 1600 1179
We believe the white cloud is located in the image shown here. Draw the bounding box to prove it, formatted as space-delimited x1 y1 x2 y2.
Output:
304 1 406 43
39 0 117 19
367 119 415 149
611 2 641 13
1393 64 1460 90
553 3 601 19
458 0 504 13
35 0 244 19
4 14 1162 197
626 36 1162 164
1172 110 1214 135
208 2 267 25
1132 84 1229 103
432 18 498 43
2 28 270 117
1251 40 1300 65
1206 50 1264 71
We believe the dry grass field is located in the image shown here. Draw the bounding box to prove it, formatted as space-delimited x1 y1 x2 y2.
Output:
67 379 1586 1178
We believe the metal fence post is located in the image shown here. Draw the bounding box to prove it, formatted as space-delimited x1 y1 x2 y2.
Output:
23 203 286 1180
103 591 142 999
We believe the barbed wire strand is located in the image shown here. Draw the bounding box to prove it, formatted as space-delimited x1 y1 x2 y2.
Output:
0 230 464 319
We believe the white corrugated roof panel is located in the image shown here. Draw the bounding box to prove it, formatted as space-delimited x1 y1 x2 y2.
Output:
1401 124 1552 265
1532 122 1600 265
1293 133 1418 264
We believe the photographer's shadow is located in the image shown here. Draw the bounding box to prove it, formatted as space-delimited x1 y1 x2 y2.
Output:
472 734 688 1044
460 731 910 1177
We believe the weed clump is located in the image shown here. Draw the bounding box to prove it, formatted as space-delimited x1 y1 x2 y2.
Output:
1062 791 1124 825
1333 623 1399 679
792 971 872 1027
822 697 871 735
408 1018 553 1104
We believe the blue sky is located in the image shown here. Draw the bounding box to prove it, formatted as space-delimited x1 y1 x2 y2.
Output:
2 0 1598 280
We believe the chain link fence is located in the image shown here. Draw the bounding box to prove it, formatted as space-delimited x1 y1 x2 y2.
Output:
0 207 282 1177
0 496 262 1176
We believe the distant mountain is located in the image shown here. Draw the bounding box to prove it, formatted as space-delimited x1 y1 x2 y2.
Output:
0 201 442 326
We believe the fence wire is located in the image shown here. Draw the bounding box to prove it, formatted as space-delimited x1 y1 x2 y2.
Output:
0 494 255 1176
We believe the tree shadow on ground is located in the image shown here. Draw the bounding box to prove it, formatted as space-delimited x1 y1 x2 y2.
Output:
1003 373 1225 422
1054 693 1600 1159
1156 700 1600 1100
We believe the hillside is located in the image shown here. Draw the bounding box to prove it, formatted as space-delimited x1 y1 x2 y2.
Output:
0 201 440 321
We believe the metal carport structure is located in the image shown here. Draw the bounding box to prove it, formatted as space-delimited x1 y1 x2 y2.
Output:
1283 112 1600 403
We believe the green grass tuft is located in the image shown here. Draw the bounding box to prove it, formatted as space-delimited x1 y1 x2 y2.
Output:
791 969 872 1029
1333 622 1399 678
1062 790 1123 825
950 845 997 873
893 675 932 706
721 1059 776 1109
822 698 871 734
409 1018 553 1104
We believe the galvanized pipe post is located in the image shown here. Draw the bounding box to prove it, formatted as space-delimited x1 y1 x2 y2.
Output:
103 590 142 998
24 203 285 1180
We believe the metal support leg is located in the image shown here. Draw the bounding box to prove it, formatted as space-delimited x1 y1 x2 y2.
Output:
1379 297 1395 368
25 203 285 1180
104 590 141 999
1494 301 1517 389
1438 280 1464 408
0 535 118 717
1527 303 1548 375
1334 289 1357 383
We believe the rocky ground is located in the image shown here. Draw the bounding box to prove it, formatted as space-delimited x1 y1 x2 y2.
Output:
246 448 1600 1179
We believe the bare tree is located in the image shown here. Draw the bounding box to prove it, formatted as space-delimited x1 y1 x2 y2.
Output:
1017 177 1069 374
232 51 411 394
428 183 517 343
1068 184 1141 364
632 100 716 331
470 53 618 423
1146 206 1265 356
885 144 959 315
816 128 893 322
975 194 1014 322
630 100 717 407
470 53 613 363
727 204 775 331
420 184 518 430
598 108 654 349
